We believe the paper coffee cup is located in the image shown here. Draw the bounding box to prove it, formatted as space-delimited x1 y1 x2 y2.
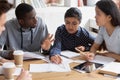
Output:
13 50 24 67
3 62 16 80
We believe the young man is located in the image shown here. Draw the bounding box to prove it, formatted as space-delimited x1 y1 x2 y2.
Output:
0 0 31 80
0 3 53 59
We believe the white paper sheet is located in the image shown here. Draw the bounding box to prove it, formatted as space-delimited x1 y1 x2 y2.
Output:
30 62 71 72
116 78 120 80
24 52 45 60
72 60 86 63
101 62 120 74
60 50 80 58
42 56 73 64
90 55 115 65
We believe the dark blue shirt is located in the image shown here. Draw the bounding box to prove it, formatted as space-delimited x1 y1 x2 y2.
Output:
50 25 95 56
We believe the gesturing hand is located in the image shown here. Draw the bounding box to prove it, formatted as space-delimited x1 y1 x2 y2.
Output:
41 34 54 50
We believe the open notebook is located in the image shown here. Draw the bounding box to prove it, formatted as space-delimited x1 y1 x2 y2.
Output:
30 62 71 72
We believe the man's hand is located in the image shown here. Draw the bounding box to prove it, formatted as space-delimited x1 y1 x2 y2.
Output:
41 34 54 50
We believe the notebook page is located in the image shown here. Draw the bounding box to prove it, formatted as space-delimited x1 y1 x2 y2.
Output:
30 62 71 72
61 50 80 58
90 55 115 65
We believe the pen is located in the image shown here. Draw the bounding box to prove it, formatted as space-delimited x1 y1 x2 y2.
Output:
75 47 85 55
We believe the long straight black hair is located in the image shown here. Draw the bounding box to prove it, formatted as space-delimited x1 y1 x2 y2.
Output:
96 0 120 27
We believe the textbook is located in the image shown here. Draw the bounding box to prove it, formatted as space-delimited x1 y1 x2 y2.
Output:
99 62 120 76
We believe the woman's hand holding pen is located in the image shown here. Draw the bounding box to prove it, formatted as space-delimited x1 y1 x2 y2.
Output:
75 46 95 61
50 55 62 64
85 52 95 61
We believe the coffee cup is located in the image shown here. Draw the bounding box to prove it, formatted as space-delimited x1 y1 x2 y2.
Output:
13 50 24 67
2 62 16 80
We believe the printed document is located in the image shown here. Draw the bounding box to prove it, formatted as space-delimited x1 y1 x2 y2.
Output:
30 62 71 72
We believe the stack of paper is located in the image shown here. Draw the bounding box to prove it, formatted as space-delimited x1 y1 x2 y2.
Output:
30 62 71 72
99 62 120 76
60 50 80 58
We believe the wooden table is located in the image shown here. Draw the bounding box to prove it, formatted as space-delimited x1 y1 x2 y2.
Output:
24 59 116 80
0 58 116 80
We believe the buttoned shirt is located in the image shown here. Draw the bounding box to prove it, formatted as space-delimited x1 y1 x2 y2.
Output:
50 24 95 56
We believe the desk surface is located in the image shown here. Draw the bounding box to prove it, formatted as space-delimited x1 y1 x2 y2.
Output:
0 59 116 80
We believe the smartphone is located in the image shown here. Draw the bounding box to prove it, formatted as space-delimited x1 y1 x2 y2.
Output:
73 62 103 73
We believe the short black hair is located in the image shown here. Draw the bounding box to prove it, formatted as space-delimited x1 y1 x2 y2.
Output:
96 0 120 26
64 7 82 22
15 3 34 19
0 0 13 16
